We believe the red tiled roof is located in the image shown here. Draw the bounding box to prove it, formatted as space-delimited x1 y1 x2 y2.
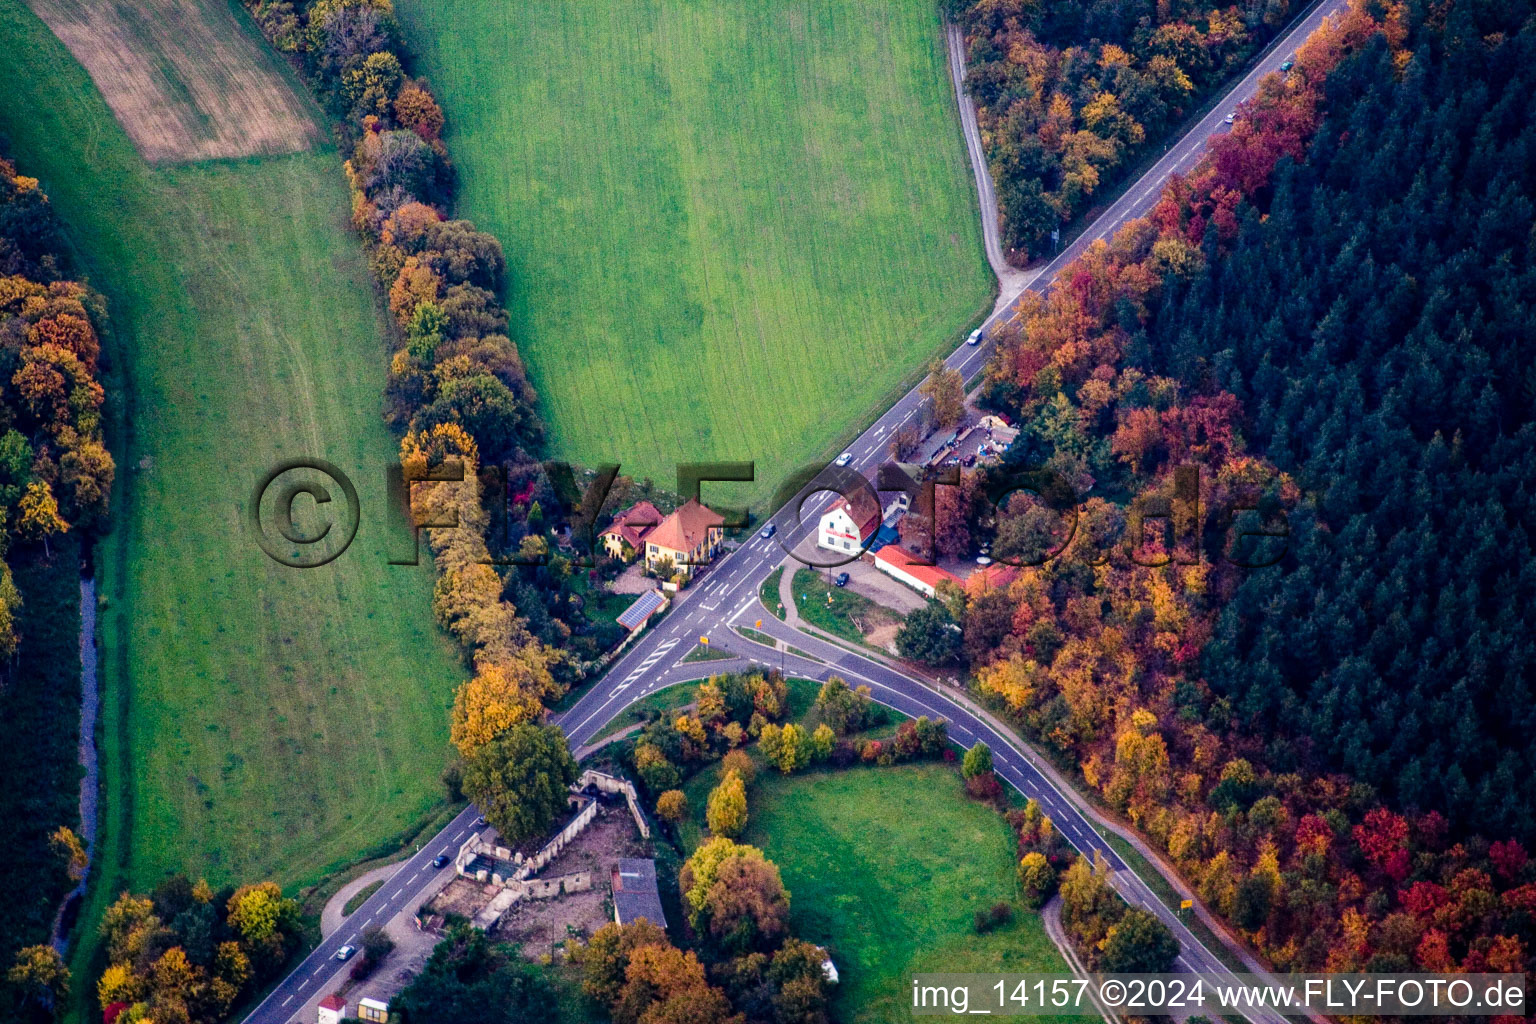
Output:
873 545 961 590
821 488 882 542
968 563 1022 591
647 499 725 553
319 995 347 1012
600 501 662 549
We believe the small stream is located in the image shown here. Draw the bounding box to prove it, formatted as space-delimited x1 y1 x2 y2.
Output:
51 576 99 953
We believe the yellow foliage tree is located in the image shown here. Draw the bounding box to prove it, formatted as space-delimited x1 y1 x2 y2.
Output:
450 652 553 758
706 769 748 838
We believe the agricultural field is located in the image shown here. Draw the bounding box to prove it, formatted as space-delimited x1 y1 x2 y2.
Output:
0 0 465 907
24 0 317 163
393 0 995 507
682 762 1076 1023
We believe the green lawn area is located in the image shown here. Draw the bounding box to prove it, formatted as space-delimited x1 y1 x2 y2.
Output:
792 567 894 644
0 0 465 914
760 565 786 619
682 762 1076 1023
393 0 994 508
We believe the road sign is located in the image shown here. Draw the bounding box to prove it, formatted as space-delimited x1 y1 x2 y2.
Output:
755 619 762 628
699 635 709 645
1180 899 1193 910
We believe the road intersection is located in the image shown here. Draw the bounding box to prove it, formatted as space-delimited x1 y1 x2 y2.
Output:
243 3 1345 1019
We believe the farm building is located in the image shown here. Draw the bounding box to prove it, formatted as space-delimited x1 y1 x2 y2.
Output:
872 545 961 598
612 857 668 929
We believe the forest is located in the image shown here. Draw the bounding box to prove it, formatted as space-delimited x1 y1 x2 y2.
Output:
953 0 1295 259
906 0 1536 976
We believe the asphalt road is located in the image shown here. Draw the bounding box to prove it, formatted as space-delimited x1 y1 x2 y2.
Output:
245 5 1342 1019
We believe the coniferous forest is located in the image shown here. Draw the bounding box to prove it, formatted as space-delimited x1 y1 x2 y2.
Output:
1147 1 1536 843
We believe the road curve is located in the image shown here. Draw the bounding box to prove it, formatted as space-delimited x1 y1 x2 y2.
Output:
245 2 1344 1019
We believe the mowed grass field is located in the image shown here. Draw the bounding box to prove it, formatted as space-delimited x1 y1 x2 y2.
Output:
681 762 1076 1023
394 0 994 507
0 0 464 902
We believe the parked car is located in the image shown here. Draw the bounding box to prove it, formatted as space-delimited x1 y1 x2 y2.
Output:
1224 111 1236 124
834 572 850 587
432 854 450 869
966 328 982 346
976 556 993 566
1280 59 1294 71
835 452 853 467
760 523 776 539
334 945 356 962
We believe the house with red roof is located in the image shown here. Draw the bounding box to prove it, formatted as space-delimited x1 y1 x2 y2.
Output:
872 544 961 598
644 499 725 580
599 500 663 561
817 489 882 555
317 994 347 1024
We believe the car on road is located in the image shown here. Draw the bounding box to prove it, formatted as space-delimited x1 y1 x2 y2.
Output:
1224 111 1236 124
334 945 356 962
432 853 450 869
759 523 776 539
1280 59 1294 72
976 555 993 566
834 452 853 467
474 816 487 827
966 328 982 345
834 572 850 587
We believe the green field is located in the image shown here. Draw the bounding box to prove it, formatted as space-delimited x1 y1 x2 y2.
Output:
394 0 994 507
0 0 465 904
682 762 1075 1022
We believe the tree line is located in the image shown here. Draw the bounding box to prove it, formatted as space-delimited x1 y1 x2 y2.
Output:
898 0 1536 977
0 154 117 1023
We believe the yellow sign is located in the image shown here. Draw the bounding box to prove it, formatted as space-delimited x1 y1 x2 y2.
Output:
699 635 709 645
1180 899 1193 910
755 619 762 629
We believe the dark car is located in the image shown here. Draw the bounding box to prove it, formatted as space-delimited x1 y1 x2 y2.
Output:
760 523 776 539
474 816 487 827
1280 59 1294 71
432 854 450 869
834 572 850 587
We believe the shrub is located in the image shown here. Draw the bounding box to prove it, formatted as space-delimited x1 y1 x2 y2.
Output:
973 902 1014 934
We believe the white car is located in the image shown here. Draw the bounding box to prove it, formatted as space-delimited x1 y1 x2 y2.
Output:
1224 111 1236 125
834 452 853 467
334 945 356 962
966 329 982 346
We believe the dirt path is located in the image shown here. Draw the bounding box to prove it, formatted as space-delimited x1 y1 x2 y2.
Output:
322 861 407 938
945 21 1039 314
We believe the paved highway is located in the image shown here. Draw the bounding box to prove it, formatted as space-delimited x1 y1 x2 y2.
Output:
246 4 1343 1019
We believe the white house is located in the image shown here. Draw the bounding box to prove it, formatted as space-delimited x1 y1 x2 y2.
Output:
816 489 882 555
317 995 346 1024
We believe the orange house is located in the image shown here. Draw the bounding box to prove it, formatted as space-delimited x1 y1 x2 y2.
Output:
644 499 725 579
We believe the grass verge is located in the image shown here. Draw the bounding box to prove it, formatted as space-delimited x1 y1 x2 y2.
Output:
759 566 786 619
